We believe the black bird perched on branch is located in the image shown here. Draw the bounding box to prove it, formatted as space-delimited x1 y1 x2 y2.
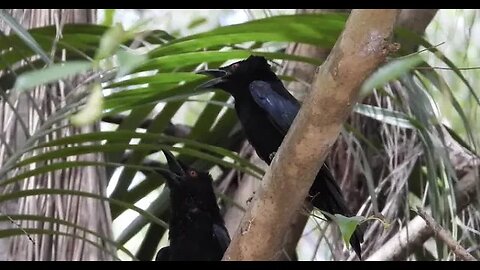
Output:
196 55 364 259
155 150 230 261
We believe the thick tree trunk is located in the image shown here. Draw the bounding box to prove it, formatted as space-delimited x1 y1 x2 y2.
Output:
280 9 351 260
0 9 114 261
223 9 399 261
223 9 439 261
222 9 352 261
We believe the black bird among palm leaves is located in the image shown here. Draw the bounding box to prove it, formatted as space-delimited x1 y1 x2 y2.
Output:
196 55 364 259
155 150 230 261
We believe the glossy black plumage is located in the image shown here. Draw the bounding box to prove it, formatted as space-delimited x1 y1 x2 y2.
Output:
196 55 364 259
155 150 230 261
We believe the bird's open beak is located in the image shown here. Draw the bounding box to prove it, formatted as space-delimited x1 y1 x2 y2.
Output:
195 69 229 90
157 149 186 187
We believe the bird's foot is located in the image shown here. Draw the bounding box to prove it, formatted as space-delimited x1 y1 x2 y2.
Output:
268 152 277 162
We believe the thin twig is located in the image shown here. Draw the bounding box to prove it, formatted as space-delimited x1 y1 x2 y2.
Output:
416 207 477 261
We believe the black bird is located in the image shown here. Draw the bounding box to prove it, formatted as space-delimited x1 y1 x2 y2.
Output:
155 150 230 261
196 55 364 259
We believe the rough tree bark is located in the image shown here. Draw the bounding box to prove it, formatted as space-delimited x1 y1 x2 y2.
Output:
223 10 351 259
222 9 399 261
280 9 439 260
0 9 114 261
279 9 350 260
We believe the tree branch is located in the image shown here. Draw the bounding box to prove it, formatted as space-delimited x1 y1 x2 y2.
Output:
397 9 438 35
222 9 438 261
416 207 477 261
222 9 399 261
279 9 351 260
366 168 479 261
282 9 350 101
395 9 438 52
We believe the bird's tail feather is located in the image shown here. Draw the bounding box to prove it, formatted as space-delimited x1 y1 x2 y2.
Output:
309 165 364 260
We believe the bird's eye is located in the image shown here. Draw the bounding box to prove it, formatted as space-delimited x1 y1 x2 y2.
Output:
188 170 198 178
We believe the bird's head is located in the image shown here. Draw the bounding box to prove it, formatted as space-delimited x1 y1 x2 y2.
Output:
195 55 279 94
158 150 217 208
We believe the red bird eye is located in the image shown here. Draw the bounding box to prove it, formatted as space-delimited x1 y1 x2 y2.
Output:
230 63 239 70
189 170 198 177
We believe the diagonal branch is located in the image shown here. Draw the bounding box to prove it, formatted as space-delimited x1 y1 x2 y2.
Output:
276 9 439 261
416 207 477 261
222 9 400 261
366 168 479 261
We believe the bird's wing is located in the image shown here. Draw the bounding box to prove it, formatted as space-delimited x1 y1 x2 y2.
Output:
249 80 300 135
155 246 170 261
213 223 231 254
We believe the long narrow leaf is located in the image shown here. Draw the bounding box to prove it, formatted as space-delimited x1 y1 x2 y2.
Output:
14 61 92 91
0 189 168 229
149 13 346 57
0 9 51 64
0 228 125 261
0 215 136 260
29 131 264 176
354 103 415 129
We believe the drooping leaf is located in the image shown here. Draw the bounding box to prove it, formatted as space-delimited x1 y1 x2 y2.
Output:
70 83 104 126
321 211 364 246
95 23 128 60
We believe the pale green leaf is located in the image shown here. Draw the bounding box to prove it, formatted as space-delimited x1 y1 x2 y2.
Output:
408 192 423 211
14 61 92 91
360 54 424 98
116 49 148 78
322 211 365 246
95 23 127 60
102 9 116 26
